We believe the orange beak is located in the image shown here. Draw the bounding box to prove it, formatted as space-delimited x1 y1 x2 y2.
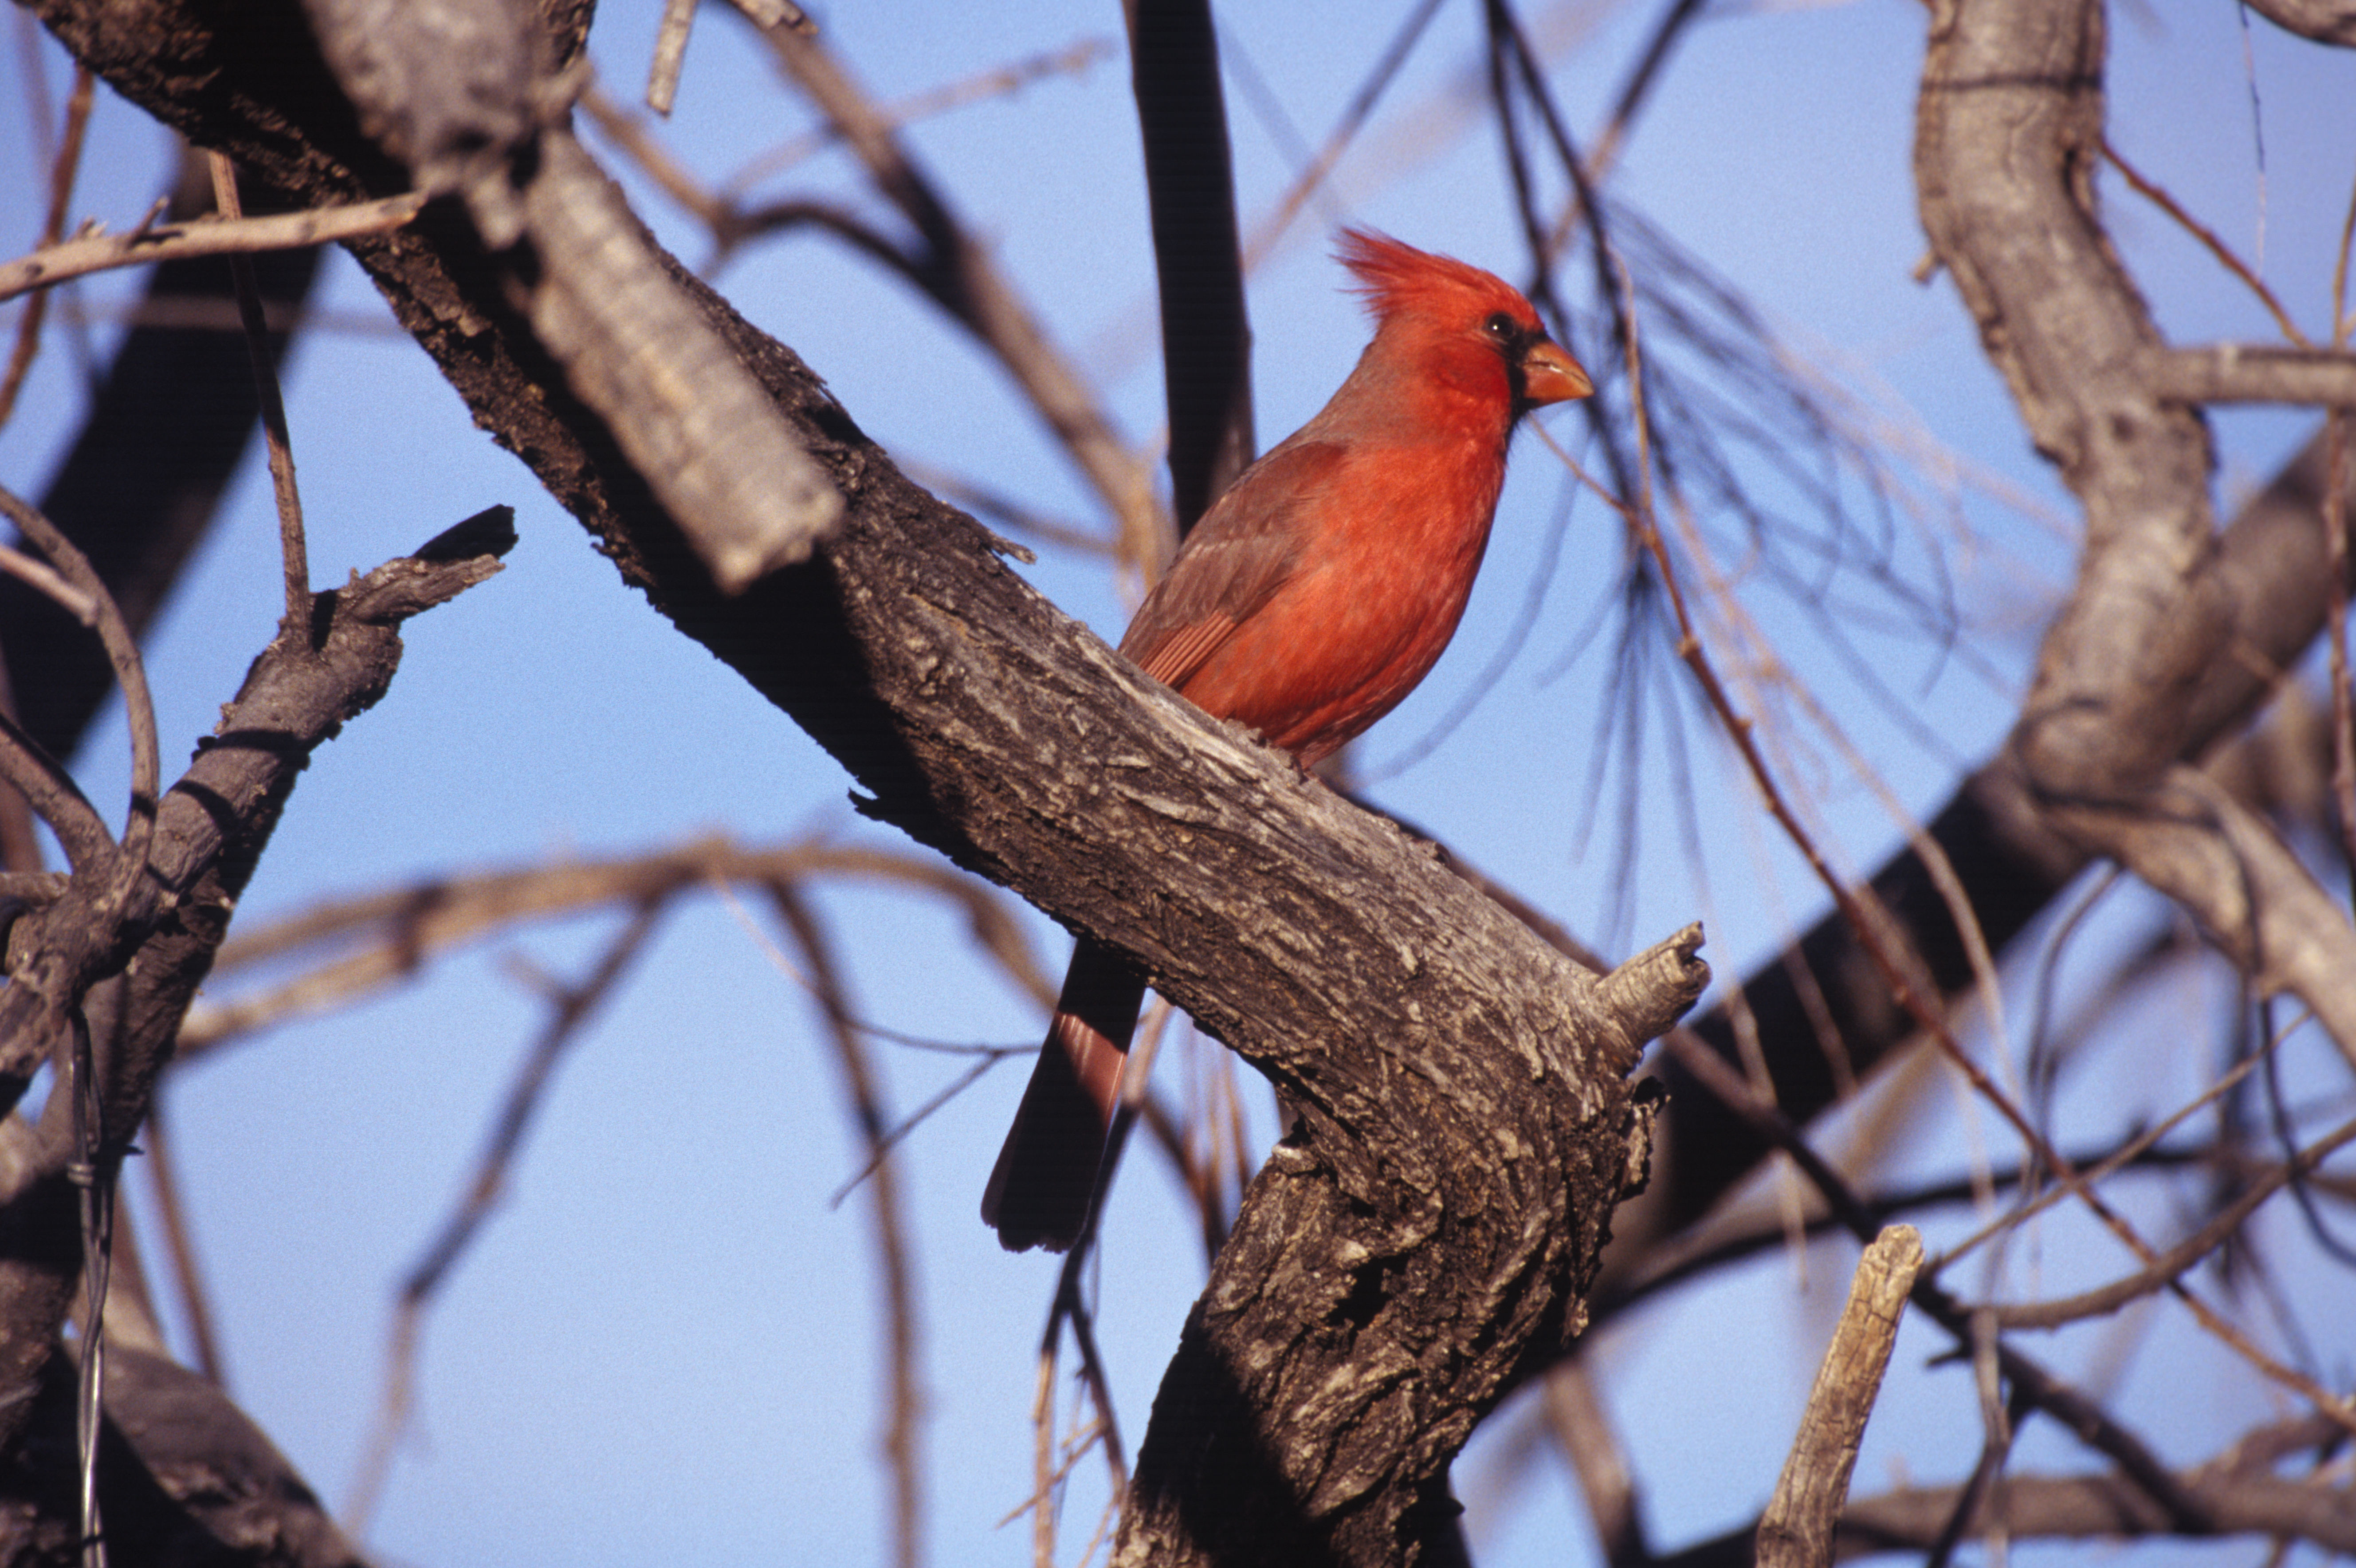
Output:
1520 338 1594 406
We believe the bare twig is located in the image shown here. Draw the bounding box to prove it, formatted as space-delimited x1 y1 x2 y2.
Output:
0 702 110 875
2329 175 2356 909
1931 1014 2289 1272
1238 0 1443 269
1831 1418 2356 1557
1656 1029 2217 1532
206 154 312 634
578 84 729 228
2103 136 2310 345
344 899 664 1534
0 191 424 306
0 486 160 880
645 0 696 114
719 39 1111 199
1986 1109 2356 1330
2150 343 2356 405
0 540 98 621
68 1005 111 1568
763 25 1164 576
178 834 1053 1057
769 883 927 1568
138 1097 227 1385
0 63 91 429
1564 279 2356 1429
1757 1225 1922 1568
1543 1358 1646 1566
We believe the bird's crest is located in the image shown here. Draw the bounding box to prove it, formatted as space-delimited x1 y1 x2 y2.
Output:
1335 228 1540 330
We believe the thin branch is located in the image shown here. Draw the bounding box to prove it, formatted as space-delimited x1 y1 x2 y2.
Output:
1596 1137 2241 1331
645 0 696 114
0 540 97 621
1836 1420 2356 1557
1984 1108 2356 1329
0 63 90 428
1931 1008 2289 1272
2327 158 2356 904
205 155 311 634
0 485 160 880
138 1097 227 1386
762 24 1165 575
1586 0 1707 180
2103 135 2309 345
2149 343 2356 405
718 38 1112 200
769 883 927 1568
1543 1358 1647 1567
177 834 1054 1059
1655 1029 2219 1532
1579 195 2356 1429
0 702 110 874
1237 0 1445 270
0 191 424 306
344 899 664 1534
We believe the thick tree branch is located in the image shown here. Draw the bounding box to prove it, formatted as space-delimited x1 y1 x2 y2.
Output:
1114 933 1700 1568
1916 0 2356 1054
0 507 514 1468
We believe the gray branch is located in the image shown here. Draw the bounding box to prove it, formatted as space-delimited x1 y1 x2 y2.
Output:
1915 0 2356 1058
0 507 514 1481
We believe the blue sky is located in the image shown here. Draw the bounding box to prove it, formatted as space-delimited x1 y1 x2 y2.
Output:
4 0 2353 1563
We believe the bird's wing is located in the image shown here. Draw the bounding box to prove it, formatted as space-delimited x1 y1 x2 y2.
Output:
1119 440 1346 693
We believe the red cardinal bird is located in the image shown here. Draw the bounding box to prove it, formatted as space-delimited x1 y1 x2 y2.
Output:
982 230 1592 1251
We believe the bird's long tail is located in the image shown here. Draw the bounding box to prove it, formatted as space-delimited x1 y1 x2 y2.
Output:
981 938 1147 1252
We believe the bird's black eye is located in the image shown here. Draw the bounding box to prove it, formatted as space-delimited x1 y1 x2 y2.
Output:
1484 311 1518 342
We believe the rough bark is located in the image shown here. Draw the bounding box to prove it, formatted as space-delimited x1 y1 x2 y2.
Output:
0 1347 363 1568
0 508 513 1555
1114 938 1697 1568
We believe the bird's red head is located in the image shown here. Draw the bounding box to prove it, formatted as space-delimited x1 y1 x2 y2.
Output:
1335 228 1593 411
